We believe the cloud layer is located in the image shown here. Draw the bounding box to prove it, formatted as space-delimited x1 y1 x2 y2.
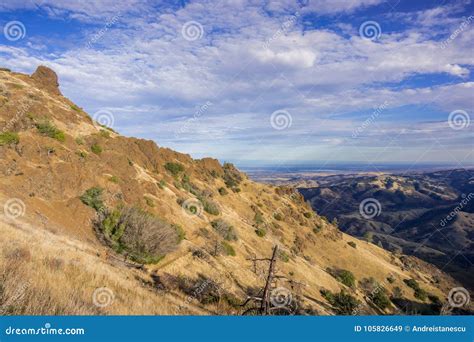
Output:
0 0 473 166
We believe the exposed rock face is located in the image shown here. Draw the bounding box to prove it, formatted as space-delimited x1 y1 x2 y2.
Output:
31 65 61 95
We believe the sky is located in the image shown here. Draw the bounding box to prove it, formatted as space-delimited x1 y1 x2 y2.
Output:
0 0 473 168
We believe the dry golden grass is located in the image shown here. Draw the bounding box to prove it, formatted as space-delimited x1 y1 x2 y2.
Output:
0 220 205 315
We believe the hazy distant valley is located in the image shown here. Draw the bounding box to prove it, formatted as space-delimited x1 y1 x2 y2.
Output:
249 167 474 290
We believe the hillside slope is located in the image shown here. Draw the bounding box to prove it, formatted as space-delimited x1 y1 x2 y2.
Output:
0 66 468 315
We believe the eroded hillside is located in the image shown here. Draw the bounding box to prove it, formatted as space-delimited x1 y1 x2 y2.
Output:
0 66 468 315
299 171 474 290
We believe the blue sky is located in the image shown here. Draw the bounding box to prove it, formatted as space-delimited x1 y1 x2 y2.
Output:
0 0 473 168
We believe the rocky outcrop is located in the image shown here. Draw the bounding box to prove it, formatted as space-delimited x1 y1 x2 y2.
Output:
31 65 61 95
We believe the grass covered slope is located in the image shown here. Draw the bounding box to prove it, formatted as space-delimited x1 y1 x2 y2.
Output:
0 66 467 315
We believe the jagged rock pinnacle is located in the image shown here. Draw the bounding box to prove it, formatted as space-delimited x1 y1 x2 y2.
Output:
31 65 61 96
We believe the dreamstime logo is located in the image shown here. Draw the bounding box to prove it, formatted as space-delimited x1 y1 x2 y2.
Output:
263 12 300 49
448 287 470 308
440 16 474 49
3 198 26 219
448 110 470 130
440 193 473 227
270 287 293 308
174 101 213 138
0 281 30 314
2 99 32 133
181 21 204 41
270 110 292 130
181 198 203 217
93 109 115 129
359 198 382 219
92 287 114 308
359 21 381 41
3 21 26 41
352 100 389 138
86 14 121 48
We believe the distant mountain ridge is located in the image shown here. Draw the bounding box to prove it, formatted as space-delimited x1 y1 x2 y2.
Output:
299 169 474 290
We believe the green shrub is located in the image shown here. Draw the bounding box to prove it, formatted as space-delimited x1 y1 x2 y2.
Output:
320 288 335 303
428 294 441 305
211 219 238 241
222 163 242 189
414 288 427 301
158 180 166 189
371 288 391 310
364 231 373 243
90 144 102 154
173 224 186 243
218 187 228 196
99 124 116 133
36 121 66 142
403 278 419 289
347 241 357 248
75 136 85 145
70 104 81 112
321 289 360 315
99 129 110 138
403 278 428 301
254 212 264 225
108 175 119 183
144 196 155 207
201 197 220 215
164 162 185 176
329 268 356 288
255 228 266 237
80 187 105 211
96 207 179 264
273 212 283 221
313 224 322 234
303 212 312 218
278 250 290 263
221 241 236 256
0 132 19 145
76 150 87 158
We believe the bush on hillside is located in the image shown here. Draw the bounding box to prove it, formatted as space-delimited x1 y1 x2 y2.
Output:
320 289 360 315
90 144 102 154
221 241 236 256
328 268 356 288
222 163 242 189
164 162 185 176
36 120 65 142
80 187 105 211
211 219 238 241
96 207 179 264
403 278 428 301
0 132 19 145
